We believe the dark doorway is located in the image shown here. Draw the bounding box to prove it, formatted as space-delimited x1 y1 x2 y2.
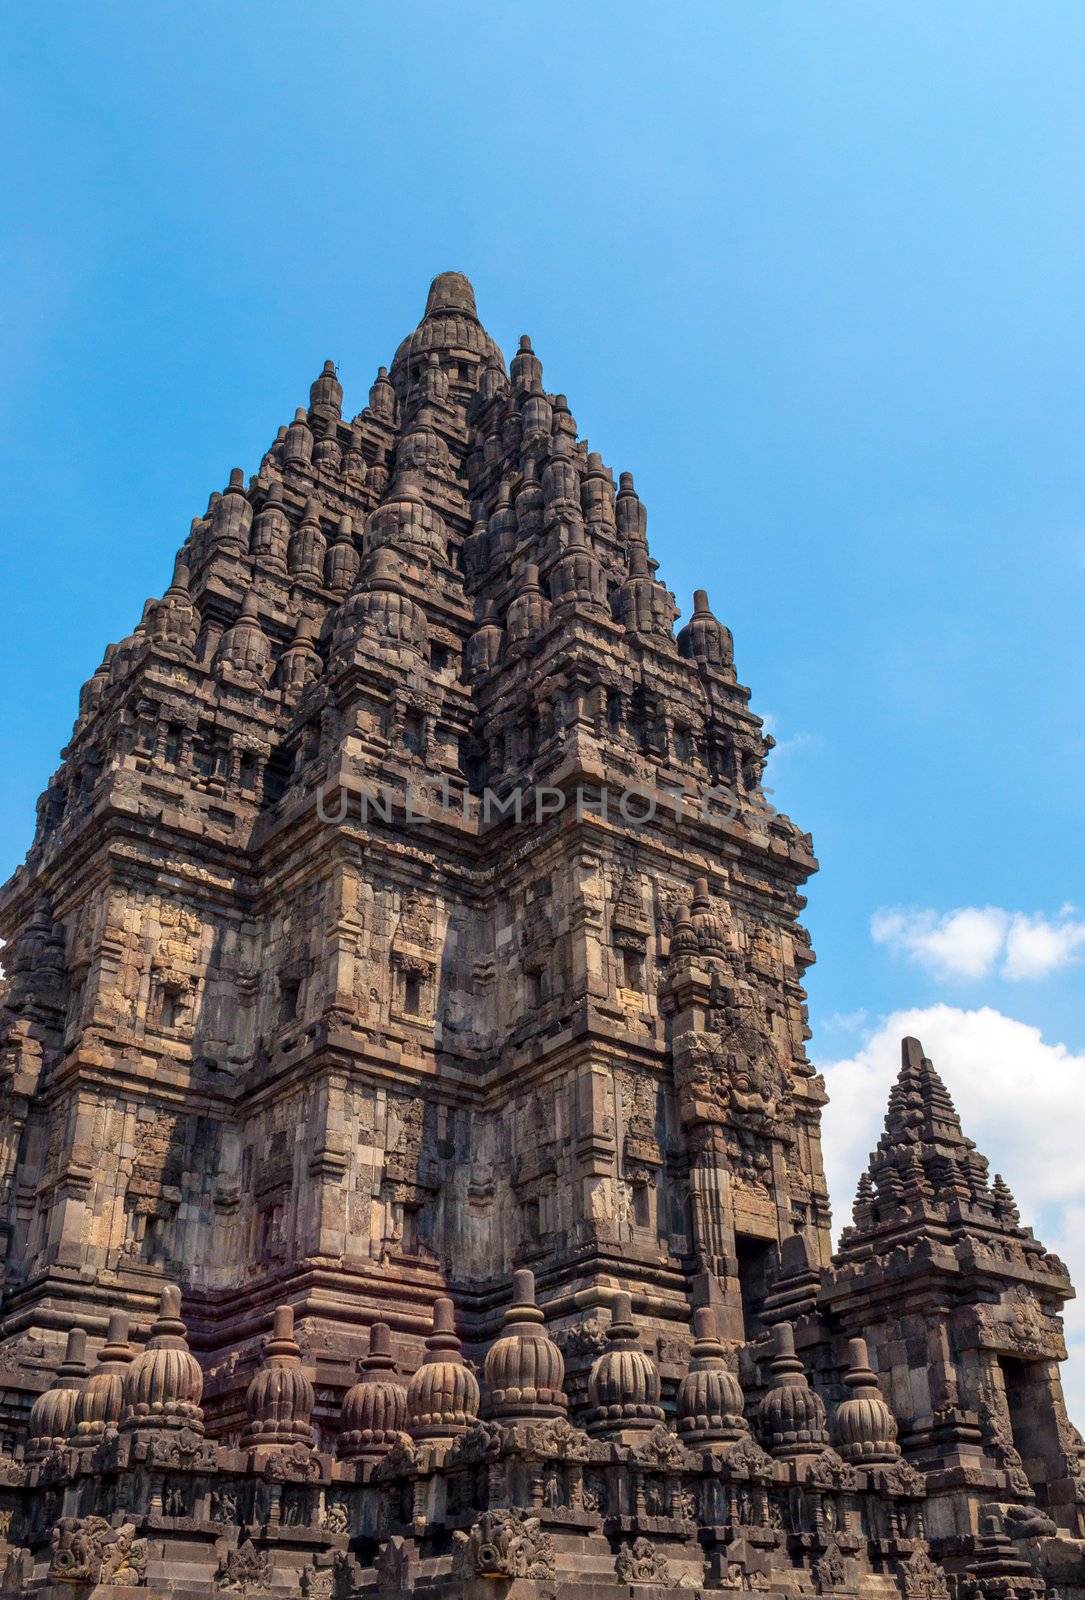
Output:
736 1233 777 1340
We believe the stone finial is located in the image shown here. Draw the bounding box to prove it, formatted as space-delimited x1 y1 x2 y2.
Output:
677 589 734 669
415 351 450 409
26 1328 87 1461
551 393 577 444
338 1322 408 1462
368 365 396 423
259 423 288 479
511 334 543 395
325 513 360 593
520 386 552 448
121 1283 205 1436
332 550 428 660
462 518 491 587
148 557 199 656
208 471 253 554
991 1173 1021 1225
487 478 516 545
615 471 647 541
284 407 315 467
617 541 674 636
852 1171 874 1225
310 358 343 418
72 1311 134 1445
250 480 290 571
344 420 368 482
668 903 700 961
476 354 508 406
506 563 549 655
549 523 607 613
424 271 478 320
582 451 616 529
834 1338 900 1464
242 1305 315 1450
515 454 545 537
483 1268 567 1423
364 472 448 561
842 1037 1005 1241
464 602 504 681
757 1322 829 1458
216 591 272 684
689 877 727 957
397 412 451 478
542 443 579 513
168 553 192 595
279 612 324 696
288 496 327 582
676 1306 748 1446
891 1038 969 1146
586 1293 665 1439
77 654 113 724
405 1297 480 1442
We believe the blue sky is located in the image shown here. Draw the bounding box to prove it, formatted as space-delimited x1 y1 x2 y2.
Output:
4 3 1085 1378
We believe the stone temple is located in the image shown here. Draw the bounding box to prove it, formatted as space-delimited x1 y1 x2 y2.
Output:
0 272 1081 1599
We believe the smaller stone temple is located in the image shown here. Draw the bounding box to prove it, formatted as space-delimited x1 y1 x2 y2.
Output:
0 273 1082 1597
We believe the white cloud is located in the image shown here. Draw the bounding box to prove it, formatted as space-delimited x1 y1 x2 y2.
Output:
871 907 1007 979
871 905 1085 982
816 1004 1085 1422
1003 914 1085 980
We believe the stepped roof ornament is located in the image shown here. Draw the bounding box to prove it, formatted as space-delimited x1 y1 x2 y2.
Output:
678 589 734 669
511 333 543 395
464 597 504 680
338 1322 408 1462
72 1311 134 1445
586 1293 665 1439
325 513 360 593
483 1268 567 1423
216 590 271 684
333 548 428 659
284 406 315 466
148 557 198 656
406 1297 480 1443
757 1322 830 1459
617 542 675 638
668 901 700 962
391 271 503 393
834 1337 900 1464
676 1306 748 1447
27 1327 87 1460
309 358 343 419
121 1284 204 1437
615 471 647 542
242 1305 315 1451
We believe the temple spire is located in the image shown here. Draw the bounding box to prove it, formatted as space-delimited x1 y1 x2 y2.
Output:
862 1035 987 1204
837 1036 1055 1264
880 1036 970 1151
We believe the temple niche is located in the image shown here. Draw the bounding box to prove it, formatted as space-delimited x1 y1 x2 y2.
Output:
0 272 1080 1597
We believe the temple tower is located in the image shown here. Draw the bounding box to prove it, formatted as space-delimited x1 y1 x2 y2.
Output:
1 275 1081 1598
0 272 822 1436
825 1037 1083 1546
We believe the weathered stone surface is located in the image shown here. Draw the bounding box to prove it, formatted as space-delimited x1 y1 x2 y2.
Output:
0 272 1080 1597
